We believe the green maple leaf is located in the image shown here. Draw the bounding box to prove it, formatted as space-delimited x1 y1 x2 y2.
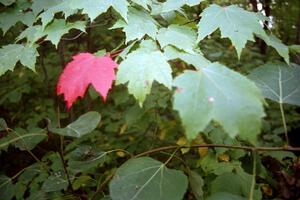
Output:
248 63 300 106
197 4 265 58
116 40 172 105
161 0 203 12
38 0 77 28
163 46 210 69
0 0 15 6
257 34 290 63
173 63 265 142
0 0 34 34
112 8 158 43
31 0 62 16
0 44 39 76
157 25 197 53
110 157 188 200
71 0 128 22
18 19 86 47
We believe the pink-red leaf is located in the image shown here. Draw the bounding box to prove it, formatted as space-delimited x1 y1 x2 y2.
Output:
57 53 118 109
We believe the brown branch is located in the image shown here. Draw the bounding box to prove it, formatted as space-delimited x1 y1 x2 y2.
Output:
135 144 300 158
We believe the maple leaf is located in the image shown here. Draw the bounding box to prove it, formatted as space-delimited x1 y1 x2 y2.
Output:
57 53 118 109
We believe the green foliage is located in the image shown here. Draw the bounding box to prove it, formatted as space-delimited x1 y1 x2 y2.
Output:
0 44 38 75
51 111 101 137
248 63 300 106
116 40 172 104
109 157 188 200
173 62 265 141
0 0 299 199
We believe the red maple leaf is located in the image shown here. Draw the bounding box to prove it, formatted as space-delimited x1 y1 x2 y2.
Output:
57 53 118 109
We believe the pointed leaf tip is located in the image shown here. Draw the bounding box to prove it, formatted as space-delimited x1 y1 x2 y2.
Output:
56 53 118 109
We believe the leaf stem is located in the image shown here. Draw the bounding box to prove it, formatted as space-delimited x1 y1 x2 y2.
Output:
279 103 289 145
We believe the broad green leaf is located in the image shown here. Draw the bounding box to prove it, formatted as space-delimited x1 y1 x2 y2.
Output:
248 63 300 106
157 25 197 53
50 111 101 138
164 46 210 69
38 0 77 28
113 8 158 43
0 0 34 34
173 62 264 142
0 175 14 200
207 192 246 200
210 171 261 199
109 157 188 200
197 4 265 58
18 19 86 47
13 128 47 150
71 0 128 22
0 0 15 6
161 0 203 13
0 44 39 76
257 34 289 63
116 41 172 105
31 0 62 16
189 171 204 200
0 130 47 151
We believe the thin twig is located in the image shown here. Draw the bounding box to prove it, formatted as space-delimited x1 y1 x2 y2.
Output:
135 144 300 158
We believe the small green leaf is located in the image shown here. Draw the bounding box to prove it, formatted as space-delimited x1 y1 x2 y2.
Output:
0 175 14 200
173 62 265 142
66 145 107 173
116 40 172 105
189 171 204 200
262 151 296 162
0 0 15 6
38 0 77 28
0 118 7 131
41 174 69 192
211 170 262 199
109 157 188 200
0 44 39 76
163 46 210 69
197 4 265 58
157 25 197 53
0 0 34 34
248 63 300 106
72 175 92 190
18 19 86 47
70 0 128 22
161 0 203 13
113 8 158 43
31 0 62 16
51 111 101 138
